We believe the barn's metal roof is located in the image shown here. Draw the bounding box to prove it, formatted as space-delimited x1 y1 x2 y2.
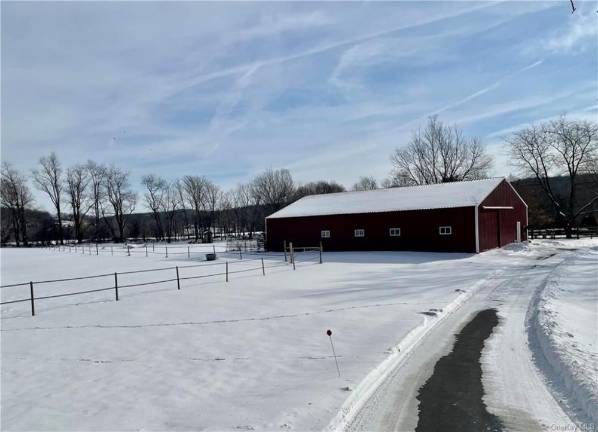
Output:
266 177 505 219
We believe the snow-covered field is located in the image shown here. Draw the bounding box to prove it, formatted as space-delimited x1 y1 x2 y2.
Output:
1 240 596 431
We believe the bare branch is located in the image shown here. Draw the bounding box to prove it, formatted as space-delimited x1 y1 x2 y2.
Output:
390 116 492 186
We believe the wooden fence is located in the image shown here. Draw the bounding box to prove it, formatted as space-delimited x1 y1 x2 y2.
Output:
528 227 598 240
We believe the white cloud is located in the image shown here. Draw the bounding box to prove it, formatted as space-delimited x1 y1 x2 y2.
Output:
543 7 598 53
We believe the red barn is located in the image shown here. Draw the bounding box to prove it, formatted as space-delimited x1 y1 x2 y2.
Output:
265 178 527 253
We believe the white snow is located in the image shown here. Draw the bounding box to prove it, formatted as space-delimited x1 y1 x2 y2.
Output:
1 239 596 431
266 178 504 218
481 239 598 431
533 244 598 425
326 274 491 431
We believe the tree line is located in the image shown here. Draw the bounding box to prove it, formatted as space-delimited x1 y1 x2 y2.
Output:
0 157 348 245
2 115 596 245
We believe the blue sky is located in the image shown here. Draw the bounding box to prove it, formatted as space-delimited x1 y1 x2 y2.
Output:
2 1 597 210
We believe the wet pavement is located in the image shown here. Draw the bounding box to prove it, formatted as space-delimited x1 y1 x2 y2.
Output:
415 308 503 432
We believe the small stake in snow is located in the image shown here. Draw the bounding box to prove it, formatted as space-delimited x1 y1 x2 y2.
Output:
327 329 341 377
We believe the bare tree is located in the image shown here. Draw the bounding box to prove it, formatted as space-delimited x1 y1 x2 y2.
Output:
202 180 220 242
141 174 167 240
65 164 92 243
161 182 180 243
1 163 33 245
86 161 107 241
507 116 598 237
294 180 345 199
230 183 254 237
380 177 401 188
251 168 295 213
104 167 136 242
218 190 234 237
175 179 190 239
182 175 208 241
352 176 378 191
32 153 65 244
390 116 493 186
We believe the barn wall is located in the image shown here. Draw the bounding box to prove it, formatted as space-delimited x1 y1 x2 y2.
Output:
478 180 528 252
266 207 476 253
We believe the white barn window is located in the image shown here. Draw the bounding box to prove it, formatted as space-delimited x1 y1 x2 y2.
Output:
354 229 365 237
321 230 330 238
439 226 452 235
389 228 401 237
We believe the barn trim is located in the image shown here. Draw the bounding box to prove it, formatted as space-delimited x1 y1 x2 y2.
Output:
475 204 480 253
505 180 529 209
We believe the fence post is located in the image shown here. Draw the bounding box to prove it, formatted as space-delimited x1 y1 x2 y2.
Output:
89 245 92 255
145 245 148 257
283 240 287 262
319 241 323 264
127 246 130 256
96 243 99 255
226 262 229 282
261 258 265 276
114 272 119 301
239 249 242 260
188 246 190 259
111 246 113 256
152 242 155 252
166 246 168 258
176 266 180 290
290 242 295 270
29 281 35 316
213 245 216 255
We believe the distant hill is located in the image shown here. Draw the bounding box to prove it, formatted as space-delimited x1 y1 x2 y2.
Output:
511 174 598 228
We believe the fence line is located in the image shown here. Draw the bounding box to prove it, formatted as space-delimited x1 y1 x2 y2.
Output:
528 227 598 240
0 272 115 287
0 250 321 317
45 243 295 268
46 243 278 260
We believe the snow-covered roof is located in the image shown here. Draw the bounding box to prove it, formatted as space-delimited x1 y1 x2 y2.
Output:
267 178 505 219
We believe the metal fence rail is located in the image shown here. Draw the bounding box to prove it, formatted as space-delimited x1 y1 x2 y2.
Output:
0 248 321 317
49 242 226 259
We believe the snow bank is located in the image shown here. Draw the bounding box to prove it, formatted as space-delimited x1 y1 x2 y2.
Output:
530 245 598 425
501 241 530 253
